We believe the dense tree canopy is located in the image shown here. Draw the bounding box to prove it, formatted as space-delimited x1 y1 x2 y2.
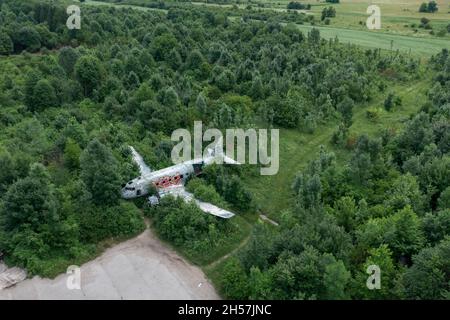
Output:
0 0 447 298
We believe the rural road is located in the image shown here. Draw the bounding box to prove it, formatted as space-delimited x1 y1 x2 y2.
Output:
0 228 220 300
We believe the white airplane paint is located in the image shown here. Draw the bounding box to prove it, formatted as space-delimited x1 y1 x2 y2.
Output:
121 139 239 219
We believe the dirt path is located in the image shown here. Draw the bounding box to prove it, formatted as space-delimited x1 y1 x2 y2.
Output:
0 228 220 300
206 235 251 270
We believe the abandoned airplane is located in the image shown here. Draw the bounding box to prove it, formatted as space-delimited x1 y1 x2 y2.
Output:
121 139 239 219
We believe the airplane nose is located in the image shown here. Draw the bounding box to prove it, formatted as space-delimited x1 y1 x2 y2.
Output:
121 188 130 199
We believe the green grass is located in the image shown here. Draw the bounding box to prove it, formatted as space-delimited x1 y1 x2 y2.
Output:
242 78 430 221
83 0 168 13
196 215 252 266
306 0 450 35
204 254 233 297
294 24 449 57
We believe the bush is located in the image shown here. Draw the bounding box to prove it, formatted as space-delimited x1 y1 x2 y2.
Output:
186 178 227 208
331 123 348 147
14 26 41 53
77 202 145 243
321 7 336 21
366 107 383 122
145 196 238 263
201 165 253 211
384 93 402 111
287 2 310 10
437 29 447 37
0 32 13 55
419 1 438 13
219 257 250 299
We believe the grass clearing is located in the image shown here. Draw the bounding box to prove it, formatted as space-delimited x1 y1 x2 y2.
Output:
308 0 450 35
241 78 430 221
255 0 450 33
295 24 449 57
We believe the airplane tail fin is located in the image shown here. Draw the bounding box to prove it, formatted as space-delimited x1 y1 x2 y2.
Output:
130 146 152 175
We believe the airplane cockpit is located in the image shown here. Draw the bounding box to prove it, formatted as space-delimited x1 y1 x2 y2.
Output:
121 176 145 199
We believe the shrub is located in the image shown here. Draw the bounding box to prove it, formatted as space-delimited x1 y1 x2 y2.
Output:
186 178 227 208
366 107 383 122
77 202 145 243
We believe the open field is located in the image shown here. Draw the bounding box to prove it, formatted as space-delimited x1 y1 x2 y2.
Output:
294 24 449 56
257 0 450 35
307 0 450 37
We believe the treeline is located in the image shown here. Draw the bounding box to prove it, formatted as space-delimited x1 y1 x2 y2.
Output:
419 1 438 13
286 2 311 10
0 1 73 54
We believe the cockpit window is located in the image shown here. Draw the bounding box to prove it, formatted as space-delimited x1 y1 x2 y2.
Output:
125 187 135 191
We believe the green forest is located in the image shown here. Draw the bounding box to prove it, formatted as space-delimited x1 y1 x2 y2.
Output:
0 0 448 299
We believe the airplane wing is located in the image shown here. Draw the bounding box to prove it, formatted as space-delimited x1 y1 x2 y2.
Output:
158 185 235 219
130 146 152 176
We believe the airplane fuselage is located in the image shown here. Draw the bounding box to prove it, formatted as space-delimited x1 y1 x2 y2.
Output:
121 159 205 199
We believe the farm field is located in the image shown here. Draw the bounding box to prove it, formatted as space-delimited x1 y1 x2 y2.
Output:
255 0 450 35
293 24 449 56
